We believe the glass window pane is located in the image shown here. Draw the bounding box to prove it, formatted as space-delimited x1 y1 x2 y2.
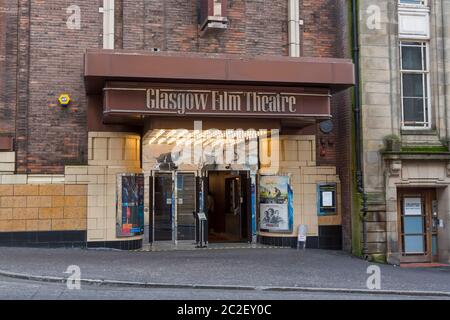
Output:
403 216 424 234
432 235 438 256
403 73 424 97
402 45 423 70
423 46 427 71
404 235 425 253
400 0 424 5
176 173 196 241
154 173 174 241
403 98 424 123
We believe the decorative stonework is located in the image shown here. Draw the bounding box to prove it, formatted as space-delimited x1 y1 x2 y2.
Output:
446 161 450 177
389 160 402 177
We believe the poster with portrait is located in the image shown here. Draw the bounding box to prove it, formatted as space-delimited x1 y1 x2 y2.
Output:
116 174 145 237
259 175 293 232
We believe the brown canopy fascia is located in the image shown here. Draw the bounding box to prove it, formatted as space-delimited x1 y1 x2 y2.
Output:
84 49 354 94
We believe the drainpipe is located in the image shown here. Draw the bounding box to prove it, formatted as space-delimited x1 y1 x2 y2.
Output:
352 0 368 258
103 0 115 49
441 0 449 143
288 0 300 57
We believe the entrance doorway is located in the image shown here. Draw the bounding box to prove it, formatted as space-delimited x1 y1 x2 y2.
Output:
153 173 173 241
206 171 251 243
398 188 439 263
151 172 197 243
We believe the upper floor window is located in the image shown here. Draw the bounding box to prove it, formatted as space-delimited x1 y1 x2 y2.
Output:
214 0 222 16
400 41 430 129
399 0 427 5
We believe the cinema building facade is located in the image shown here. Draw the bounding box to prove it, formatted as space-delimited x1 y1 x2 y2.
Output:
0 1 354 251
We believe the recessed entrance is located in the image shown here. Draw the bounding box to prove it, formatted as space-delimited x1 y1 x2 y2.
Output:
398 188 439 263
150 170 251 245
206 171 251 243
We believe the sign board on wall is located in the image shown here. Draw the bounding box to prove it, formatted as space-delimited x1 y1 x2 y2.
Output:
103 83 331 119
116 174 145 237
404 197 422 216
259 175 293 233
317 183 337 216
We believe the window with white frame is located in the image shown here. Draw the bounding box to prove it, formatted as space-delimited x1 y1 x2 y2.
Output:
400 41 430 129
399 0 427 6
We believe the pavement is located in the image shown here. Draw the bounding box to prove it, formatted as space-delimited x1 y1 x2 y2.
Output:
0 246 449 297
0 275 447 300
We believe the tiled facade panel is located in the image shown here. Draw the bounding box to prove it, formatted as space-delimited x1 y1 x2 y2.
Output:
0 184 87 232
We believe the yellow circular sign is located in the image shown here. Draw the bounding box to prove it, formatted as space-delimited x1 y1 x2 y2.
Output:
58 94 71 107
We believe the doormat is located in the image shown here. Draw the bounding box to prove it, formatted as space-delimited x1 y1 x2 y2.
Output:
400 263 450 268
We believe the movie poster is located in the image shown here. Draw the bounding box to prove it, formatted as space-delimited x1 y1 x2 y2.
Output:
259 175 293 232
117 174 145 237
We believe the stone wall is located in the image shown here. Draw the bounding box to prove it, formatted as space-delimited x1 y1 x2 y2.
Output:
359 0 450 262
385 159 450 264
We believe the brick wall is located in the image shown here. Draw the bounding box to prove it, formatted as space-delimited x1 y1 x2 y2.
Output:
1 1 102 174
1 0 351 174
0 0 15 135
334 0 353 253
120 0 342 57
313 0 354 252
122 0 288 56
0 1 18 136
0 184 87 232
300 0 341 58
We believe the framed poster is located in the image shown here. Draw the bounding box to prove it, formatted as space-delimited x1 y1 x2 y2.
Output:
322 191 333 207
259 175 293 232
317 183 337 216
116 174 145 237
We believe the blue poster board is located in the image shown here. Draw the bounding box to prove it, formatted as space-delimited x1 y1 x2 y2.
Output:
117 174 145 237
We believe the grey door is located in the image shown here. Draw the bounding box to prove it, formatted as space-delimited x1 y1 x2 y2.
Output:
154 173 174 241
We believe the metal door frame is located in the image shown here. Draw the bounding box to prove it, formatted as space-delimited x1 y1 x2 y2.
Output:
174 170 199 245
151 171 175 244
151 170 199 245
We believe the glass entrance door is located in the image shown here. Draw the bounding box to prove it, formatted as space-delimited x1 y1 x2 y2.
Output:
152 172 197 243
401 196 426 255
153 172 174 241
175 172 197 242
399 189 437 263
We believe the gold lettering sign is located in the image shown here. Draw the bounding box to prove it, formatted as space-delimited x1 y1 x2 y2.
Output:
104 85 331 118
146 89 298 115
